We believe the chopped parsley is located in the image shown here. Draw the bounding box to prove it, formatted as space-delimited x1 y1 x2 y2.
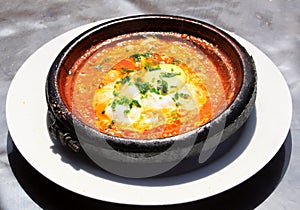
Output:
120 75 131 84
131 52 152 62
134 81 151 95
172 92 190 105
103 58 111 62
144 63 161 72
144 51 152 57
160 72 181 78
157 79 168 95
110 96 141 111
111 96 129 111
149 87 160 95
179 93 189 99
124 109 130 114
148 66 161 72
172 58 181 64
174 92 179 100
113 90 118 96
174 92 190 100
94 64 102 70
131 54 142 61
144 63 151 70
121 69 135 73
129 99 141 109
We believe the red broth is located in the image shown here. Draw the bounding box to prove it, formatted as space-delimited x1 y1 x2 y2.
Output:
64 32 239 139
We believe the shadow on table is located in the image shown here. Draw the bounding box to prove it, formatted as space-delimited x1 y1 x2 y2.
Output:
7 130 292 210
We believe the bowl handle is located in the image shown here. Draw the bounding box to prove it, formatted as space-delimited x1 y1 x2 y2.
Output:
48 109 81 152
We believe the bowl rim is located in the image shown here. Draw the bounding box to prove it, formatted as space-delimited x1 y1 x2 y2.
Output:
46 14 256 146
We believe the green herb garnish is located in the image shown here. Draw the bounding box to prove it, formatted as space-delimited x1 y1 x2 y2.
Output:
110 96 141 111
144 63 150 70
144 51 152 57
174 92 179 100
179 93 190 99
172 92 190 105
120 75 131 84
94 64 102 70
129 99 141 109
144 63 161 72
110 96 130 111
103 58 111 62
149 66 161 71
157 79 168 95
135 81 151 95
113 90 118 96
149 87 160 95
131 54 142 61
160 72 181 78
172 58 181 64
124 109 130 114
121 69 135 73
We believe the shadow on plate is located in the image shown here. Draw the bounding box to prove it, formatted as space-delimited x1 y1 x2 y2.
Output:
7 129 292 209
45 107 257 186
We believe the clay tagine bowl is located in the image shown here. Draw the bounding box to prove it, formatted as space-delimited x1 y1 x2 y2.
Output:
46 15 256 178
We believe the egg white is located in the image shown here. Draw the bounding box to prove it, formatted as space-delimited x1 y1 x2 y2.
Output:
94 62 206 133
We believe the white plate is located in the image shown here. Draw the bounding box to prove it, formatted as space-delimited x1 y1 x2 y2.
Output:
6 20 292 205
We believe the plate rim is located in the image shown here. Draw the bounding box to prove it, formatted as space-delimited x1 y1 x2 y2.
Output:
6 19 292 205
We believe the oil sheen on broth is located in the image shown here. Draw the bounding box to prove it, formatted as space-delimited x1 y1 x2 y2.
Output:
68 32 229 139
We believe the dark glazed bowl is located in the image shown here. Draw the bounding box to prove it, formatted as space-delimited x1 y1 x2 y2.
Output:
46 15 256 177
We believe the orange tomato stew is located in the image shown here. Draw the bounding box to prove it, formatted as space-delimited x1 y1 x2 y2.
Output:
64 32 237 139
